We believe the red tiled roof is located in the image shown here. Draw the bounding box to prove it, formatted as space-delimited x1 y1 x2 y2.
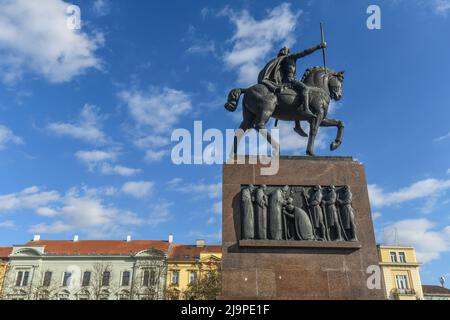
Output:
422 285 450 295
168 244 222 260
24 240 170 256
0 247 12 259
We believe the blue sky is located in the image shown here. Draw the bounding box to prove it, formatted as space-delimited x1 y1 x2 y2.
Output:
0 0 450 285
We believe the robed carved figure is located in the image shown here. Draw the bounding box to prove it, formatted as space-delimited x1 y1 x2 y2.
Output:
254 185 269 240
338 186 358 242
241 185 255 240
307 186 327 241
268 186 290 240
323 186 344 241
283 198 314 241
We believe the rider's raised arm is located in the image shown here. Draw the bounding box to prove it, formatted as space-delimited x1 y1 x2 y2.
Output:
290 44 323 60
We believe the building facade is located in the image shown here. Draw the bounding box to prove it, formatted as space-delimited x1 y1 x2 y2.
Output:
378 245 424 300
0 247 12 296
1 237 169 300
166 240 222 300
422 285 450 300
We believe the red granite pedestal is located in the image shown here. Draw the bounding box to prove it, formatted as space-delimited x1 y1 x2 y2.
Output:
221 156 385 300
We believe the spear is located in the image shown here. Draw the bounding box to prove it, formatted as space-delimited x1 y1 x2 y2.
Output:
320 22 327 74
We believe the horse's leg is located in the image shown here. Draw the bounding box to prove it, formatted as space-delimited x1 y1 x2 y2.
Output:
306 112 325 156
320 118 345 151
230 107 254 158
294 121 308 137
254 100 279 155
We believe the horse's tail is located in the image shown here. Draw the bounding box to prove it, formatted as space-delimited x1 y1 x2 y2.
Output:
224 88 246 112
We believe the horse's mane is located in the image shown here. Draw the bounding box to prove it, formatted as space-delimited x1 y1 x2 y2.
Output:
301 66 329 82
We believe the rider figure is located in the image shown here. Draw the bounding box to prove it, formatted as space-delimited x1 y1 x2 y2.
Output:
258 43 326 131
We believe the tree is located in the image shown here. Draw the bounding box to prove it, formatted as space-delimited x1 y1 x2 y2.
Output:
182 259 221 300
131 258 167 300
89 262 116 300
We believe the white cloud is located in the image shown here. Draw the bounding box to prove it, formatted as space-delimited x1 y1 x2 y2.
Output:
434 131 450 142
0 186 60 212
368 178 450 208
121 181 154 198
185 24 216 56
119 87 192 162
36 207 59 217
0 220 15 228
30 187 142 237
145 150 167 162
433 0 450 15
92 0 111 17
221 3 301 85
382 219 450 263
75 149 141 177
134 135 170 149
100 164 141 177
169 179 221 200
47 104 107 144
372 211 382 220
0 125 23 149
276 121 327 153
0 0 103 84
75 150 117 164
212 201 222 215
187 42 216 55
148 202 173 226
119 88 191 134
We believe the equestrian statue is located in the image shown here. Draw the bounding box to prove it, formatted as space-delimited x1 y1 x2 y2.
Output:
224 23 345 157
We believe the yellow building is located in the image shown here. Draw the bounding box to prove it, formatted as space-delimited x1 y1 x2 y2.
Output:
166 240 222 300
378 245 423 300
0 247 12 297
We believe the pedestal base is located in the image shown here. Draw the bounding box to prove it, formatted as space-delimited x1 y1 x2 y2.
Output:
221 156 385 300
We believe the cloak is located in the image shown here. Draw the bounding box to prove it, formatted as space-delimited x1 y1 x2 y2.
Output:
257 55 288 85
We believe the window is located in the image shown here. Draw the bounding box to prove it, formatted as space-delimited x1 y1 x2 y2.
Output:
399 252 406 263
82 271 91 287
142 270 150 287
121 271 130 286
43 272 52 287
396 275 408 290
102 271 111 287
390 252 398 263
172 271 179 286
62 272 72 287
15 271 30 287
150 269 156 286
189 271 197 284
15 271 23 287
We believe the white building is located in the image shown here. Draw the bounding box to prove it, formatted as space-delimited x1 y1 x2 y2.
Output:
1 235 171 300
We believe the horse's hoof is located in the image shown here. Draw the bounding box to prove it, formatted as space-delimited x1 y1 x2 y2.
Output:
306 151 315 157
330 141 341 151
294 127 308 138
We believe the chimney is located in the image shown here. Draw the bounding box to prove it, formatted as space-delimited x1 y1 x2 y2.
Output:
196 239 205 248
73 235 79 242
126 235 132 242
33 235 41 242
168 233 173 244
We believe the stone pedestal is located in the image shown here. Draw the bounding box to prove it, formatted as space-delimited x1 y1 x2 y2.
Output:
221 156 384 300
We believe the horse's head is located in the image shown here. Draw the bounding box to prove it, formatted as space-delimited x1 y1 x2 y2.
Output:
301 67 345 101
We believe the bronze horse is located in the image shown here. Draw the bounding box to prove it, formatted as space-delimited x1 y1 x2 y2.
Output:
225 66 345 156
